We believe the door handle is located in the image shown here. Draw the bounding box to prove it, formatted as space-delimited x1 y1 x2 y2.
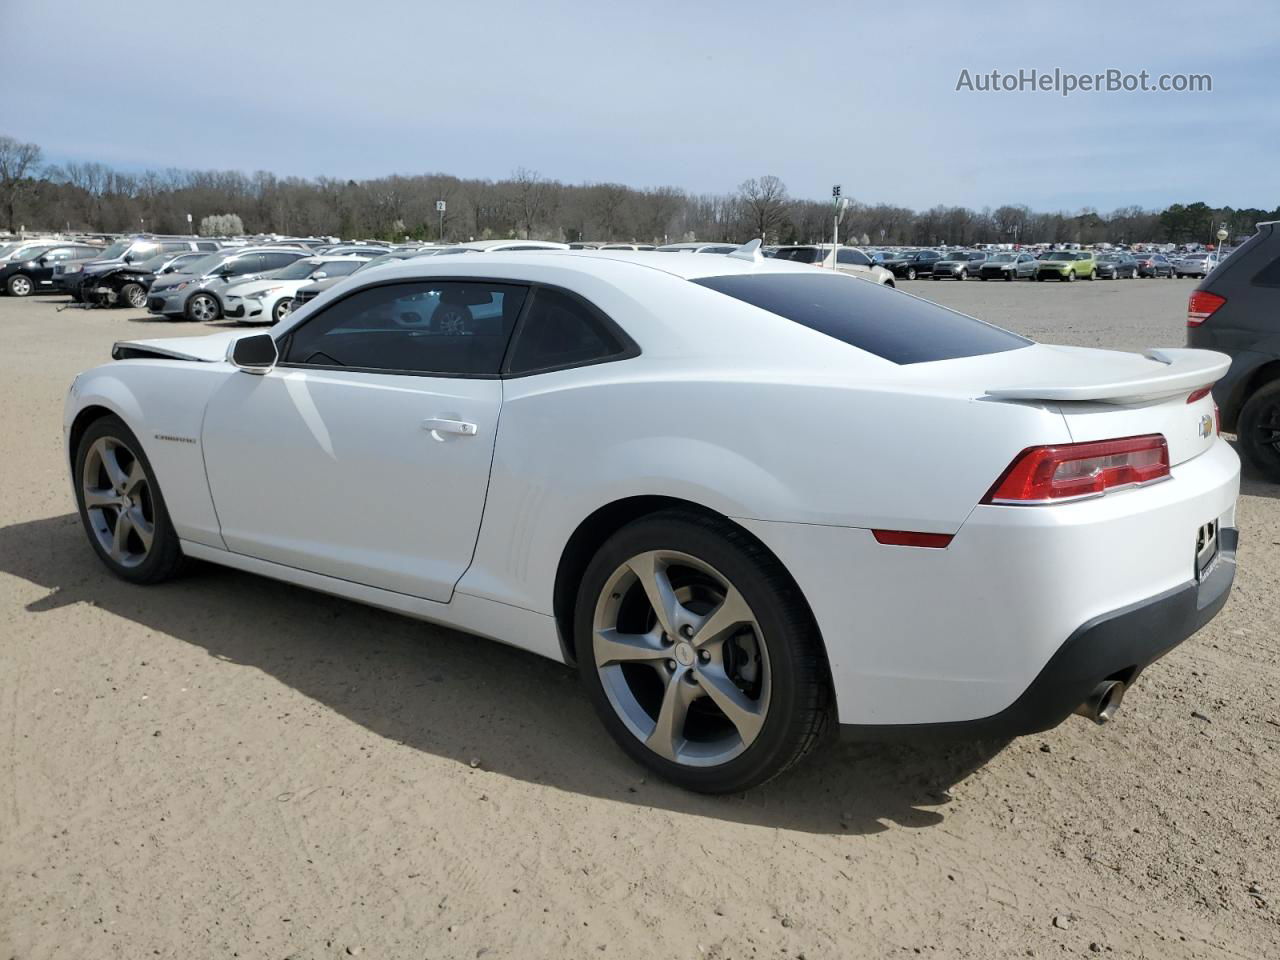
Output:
422 418 478 437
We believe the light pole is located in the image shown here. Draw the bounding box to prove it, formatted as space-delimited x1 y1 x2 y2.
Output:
436 200 446 242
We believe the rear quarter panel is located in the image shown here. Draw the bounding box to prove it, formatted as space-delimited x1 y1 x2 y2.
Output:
459 362 1071 615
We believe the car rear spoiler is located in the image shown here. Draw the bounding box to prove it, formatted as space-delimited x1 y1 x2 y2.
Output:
985 348 1231 404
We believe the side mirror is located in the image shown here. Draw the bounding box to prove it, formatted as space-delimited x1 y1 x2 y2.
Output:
312 271 327 280
229 334 278 375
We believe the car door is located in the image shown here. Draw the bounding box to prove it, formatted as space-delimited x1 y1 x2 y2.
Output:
201 278 527 602
835 248 873 279
29 246 78 286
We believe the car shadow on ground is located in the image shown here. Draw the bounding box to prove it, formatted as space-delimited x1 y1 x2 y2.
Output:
0 513 1006 836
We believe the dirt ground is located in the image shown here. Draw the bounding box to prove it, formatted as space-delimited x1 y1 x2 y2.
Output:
1 278 1277 960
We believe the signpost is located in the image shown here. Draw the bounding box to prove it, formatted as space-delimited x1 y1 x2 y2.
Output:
831 185 843 267
436 200 446 242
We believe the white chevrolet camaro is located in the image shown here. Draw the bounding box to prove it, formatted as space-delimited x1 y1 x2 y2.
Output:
64 244 1240 793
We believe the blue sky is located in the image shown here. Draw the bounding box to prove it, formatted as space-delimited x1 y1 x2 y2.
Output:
4 0 1276 212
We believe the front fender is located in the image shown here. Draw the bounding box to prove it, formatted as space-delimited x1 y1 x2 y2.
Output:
66 360 233 548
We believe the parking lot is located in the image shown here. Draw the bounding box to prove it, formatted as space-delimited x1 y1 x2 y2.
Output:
2 279 1277 959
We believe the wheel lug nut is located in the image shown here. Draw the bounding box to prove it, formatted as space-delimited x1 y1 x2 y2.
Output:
698 650 711 663
679 624 694 639
665 660 676 671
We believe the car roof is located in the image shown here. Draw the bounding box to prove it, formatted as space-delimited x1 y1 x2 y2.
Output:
454 239 571 250
310 249 824 285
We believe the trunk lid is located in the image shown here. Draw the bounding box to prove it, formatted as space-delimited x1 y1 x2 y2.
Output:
898 343 1228 467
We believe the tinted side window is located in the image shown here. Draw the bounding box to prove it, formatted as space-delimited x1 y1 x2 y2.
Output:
227 255 263 276
506 288 627 375
1251 256 1280 288
195 241 219 251
836 249 871 267
262 252 301 270
284 281 527 376
693 273 1030 365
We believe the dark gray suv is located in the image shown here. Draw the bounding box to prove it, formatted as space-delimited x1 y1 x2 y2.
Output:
1186 220 1280 480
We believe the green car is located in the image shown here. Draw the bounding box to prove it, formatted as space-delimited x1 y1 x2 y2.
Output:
1035 250 1097 282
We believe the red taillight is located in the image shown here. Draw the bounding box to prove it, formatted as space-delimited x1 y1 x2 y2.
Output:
1186 386 1213 404
983 435 1170 505
871 530 954 548
1187 291 1225 327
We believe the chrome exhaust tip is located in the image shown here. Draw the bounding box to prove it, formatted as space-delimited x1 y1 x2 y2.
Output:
1074 680 1126 725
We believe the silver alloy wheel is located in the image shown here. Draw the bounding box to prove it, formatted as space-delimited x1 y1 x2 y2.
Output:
10 275 32 296
189 294 218 321
125 284 147 309
274 298 292 322
592 550 771 767
82 437 155 568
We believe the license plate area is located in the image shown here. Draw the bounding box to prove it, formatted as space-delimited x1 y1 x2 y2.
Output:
1195 520 1219 581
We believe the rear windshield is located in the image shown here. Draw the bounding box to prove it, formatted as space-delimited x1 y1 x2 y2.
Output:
771 247 824 264
694 272 1030 365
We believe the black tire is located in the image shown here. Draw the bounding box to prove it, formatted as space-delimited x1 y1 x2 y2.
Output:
1237 381 1280 483
271 298 293 324
6 273 33 297
1088 268 1097 281
1036 273 1045 281
1064 270 1075 282
575 510 832 793
1004 271 1014 281
958 268 967 281
73 415 186 584
185 292 220 322
905 267 917 281
120 282 147 310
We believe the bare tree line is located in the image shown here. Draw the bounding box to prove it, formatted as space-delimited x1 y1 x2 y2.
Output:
0 134 1273 246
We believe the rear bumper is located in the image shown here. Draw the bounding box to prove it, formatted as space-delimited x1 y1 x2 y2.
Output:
840 527 1237 740
739 437 1241 727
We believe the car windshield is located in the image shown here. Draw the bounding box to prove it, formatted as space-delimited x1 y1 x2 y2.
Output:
1040 252 1071 261
990 254 1016 262
1098 255 1120 262
7 244 53 260
97 240 132 259
275 260 328 280
359 252 417 271
134 254 171 271
771 247 825 264
694 272 1030 365
176 253 229 275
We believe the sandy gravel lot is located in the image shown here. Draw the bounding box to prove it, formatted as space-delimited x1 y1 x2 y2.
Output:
2 278 1277 959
